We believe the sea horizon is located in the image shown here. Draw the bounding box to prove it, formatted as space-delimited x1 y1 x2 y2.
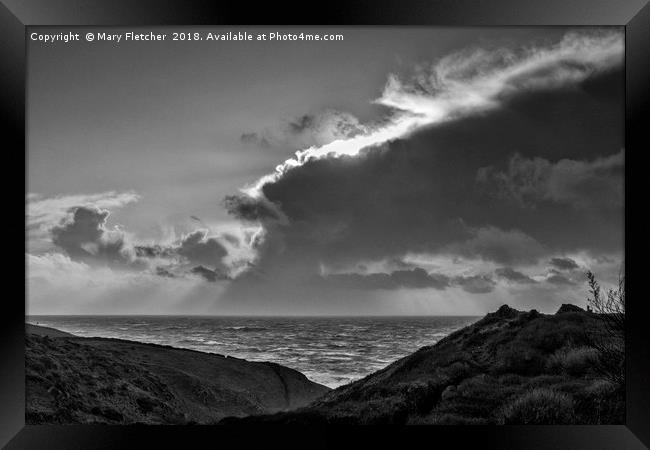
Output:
26 315 479 388
27 314 481 318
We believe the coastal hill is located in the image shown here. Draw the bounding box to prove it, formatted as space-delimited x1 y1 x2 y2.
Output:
222 305 623 425
26 325 330 424
26 323 75 338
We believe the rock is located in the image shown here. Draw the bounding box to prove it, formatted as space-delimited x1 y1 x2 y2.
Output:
525 309 541 320
556 304 584 314
489 304 520 319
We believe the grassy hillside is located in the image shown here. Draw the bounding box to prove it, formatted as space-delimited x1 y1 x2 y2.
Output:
26 330 330 424
26 323 75 338
223 305 624 425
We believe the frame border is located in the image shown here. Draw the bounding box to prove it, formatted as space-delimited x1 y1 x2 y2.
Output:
2 1 648 448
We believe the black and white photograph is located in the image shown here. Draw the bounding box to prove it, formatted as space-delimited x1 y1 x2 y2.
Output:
25 26 626 426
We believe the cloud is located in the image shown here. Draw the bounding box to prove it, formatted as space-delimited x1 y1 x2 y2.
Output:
286 110 367 142
453 274 497 294
155 266 177 278
549 257 580 271
378 30 622 115
36 192 235 280
224 31 622 282
50 206 138 268
449 226 546 265
134 244 174 259
477 150 623 210
495 267 537 284
190 265 230 282
240 132 271 149
28 31 624 315
221 233 240 247
28 191 140 226
27 191 140 252
240 109 367 152
223 194 286 224
49 212 235 281
540 257 582 286
240 29 622 198
319 268 450 291
135 230 234 278
546 269 579 286
27 252 227 315
176 230 228 269
220 34 623 310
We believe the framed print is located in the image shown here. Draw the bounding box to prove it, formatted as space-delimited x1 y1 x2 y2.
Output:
1 0 649 448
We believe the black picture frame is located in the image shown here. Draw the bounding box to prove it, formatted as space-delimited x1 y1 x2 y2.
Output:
2 1 648 448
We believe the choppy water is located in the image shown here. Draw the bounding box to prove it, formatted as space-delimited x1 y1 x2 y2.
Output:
26 315 477 388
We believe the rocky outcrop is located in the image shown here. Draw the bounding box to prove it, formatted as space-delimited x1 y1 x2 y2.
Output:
556 303 585 314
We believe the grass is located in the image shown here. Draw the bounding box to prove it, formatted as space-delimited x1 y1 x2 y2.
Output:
499 388 575 424
546 345 600 376
233 304 626 425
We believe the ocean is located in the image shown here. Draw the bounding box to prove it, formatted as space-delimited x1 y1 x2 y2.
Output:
26 315 478 388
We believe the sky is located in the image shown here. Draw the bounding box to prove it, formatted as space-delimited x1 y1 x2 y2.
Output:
27 26 624 315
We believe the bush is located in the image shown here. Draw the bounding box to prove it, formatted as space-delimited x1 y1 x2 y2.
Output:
500 388 576 424
498 374 525 385
429 413 489 425
546 346 599 376
573 379 624 424
442 361 473 382
584 378 616 397
495 346 547 376
585 271 625 388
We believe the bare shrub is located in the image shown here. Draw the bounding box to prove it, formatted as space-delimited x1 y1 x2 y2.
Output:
585 271 625 388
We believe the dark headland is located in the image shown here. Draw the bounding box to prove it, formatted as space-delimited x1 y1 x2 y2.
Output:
26 304 623 425
26 325 330 424
222 305 624 425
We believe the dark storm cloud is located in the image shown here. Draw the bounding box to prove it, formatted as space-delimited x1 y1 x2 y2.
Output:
51 207 234 278
223 194 284 223
319 268 450 291
51 206 136 267
176 230 228 269
450 226 546 265
477 150 623 210
134 244 175 258
453 275 497 294
495 267 537 284
221 37 623 310
190 265 229 283
136 231 230 269
136 230 233 278
546 270 578 286
234 68 623 274
49 204 234 282
155 266 177 278
388 257 417 270
549 257 580 271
